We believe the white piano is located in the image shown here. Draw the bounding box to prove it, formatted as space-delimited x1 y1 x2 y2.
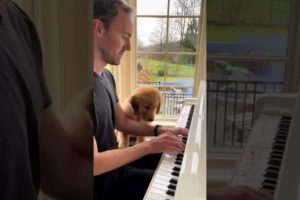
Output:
230 90 300 199
144 81 206 200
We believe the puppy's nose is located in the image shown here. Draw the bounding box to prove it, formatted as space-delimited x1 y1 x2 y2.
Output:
148 118 154 122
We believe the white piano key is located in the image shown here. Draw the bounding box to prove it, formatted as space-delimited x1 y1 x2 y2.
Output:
157 170 173 177
150 187 172 198
156 174 172 181
153 178 170 186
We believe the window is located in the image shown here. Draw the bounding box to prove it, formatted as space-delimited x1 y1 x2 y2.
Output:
207 0 291 148
135 0 202 116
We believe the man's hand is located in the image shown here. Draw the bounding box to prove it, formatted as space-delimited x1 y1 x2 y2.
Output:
146 132 185 154
158 126 189 137
208 186 273 200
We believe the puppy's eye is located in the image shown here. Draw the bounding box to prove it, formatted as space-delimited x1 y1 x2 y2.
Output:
144 106 150 110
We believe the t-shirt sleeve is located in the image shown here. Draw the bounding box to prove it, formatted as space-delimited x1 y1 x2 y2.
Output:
105 69 119 103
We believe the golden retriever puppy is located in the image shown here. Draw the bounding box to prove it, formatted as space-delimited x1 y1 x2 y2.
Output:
118 86 162 148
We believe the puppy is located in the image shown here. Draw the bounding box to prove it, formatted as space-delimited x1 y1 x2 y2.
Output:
118 86 162 148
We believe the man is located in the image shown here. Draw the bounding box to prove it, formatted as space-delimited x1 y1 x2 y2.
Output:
0 0 92 199
93 0 188 199
93 0 188 198
93 0 272 200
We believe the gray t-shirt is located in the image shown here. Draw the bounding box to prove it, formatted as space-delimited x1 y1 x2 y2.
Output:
93 69 125 198
93 69 119 152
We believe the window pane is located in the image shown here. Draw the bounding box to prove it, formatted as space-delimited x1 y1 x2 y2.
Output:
169 18 199 52
208 0 290 25
137 18 167 52
164 54 195 85
207 26 288 57
207 0 290 57
136 53 166 85
207 60 285 82
170 0 201 16
137 0 168 15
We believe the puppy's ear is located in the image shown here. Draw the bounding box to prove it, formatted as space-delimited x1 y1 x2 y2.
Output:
130 96 142 121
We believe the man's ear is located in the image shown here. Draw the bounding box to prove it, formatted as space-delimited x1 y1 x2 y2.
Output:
93 19 104 37
130 96 141 121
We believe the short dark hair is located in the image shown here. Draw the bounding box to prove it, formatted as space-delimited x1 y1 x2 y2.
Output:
94 0 132 29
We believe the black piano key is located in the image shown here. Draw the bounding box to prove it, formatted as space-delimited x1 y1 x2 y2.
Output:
168 184 177 190
166 189 175 196
276 132 288 137
274 140 286 145
185 105 195 129
171 171 179 177
264 171 279 179
262 184 275 192
275 135 287 141
278 124 290 129
266 166 280 172
270 152 283 158
262 179 277 186
169 178 177 185
175 160 182 165
173 166 180 172
176 157 183 162
269 154 282 161
272 145 285 151
177 153 184 158
268 159 281 167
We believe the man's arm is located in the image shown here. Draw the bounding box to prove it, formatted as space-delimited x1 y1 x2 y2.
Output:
39 107 93 200
94 132 185 176
115 103 188 137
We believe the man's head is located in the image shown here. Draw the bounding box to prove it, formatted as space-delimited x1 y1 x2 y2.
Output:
93 0 133 67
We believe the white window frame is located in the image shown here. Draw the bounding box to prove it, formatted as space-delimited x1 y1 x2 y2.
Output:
116 0 206 122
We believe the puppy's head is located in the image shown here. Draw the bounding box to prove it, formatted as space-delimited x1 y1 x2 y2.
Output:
130 86 162 122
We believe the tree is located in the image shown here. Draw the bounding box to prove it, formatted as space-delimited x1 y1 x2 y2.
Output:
173 0 200 64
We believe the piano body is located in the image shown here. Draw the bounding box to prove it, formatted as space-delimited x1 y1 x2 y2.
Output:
230 90 300 199
143 81 207 200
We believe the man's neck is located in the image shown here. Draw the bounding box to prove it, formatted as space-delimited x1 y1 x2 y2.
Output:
93 58 106 76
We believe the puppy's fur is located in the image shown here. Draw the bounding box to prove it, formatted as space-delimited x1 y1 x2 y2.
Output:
118 86 162 148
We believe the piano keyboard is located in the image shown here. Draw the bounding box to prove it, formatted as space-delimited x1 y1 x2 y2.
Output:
261 116 291 193
144 81 206 200
144 104 194 199
230 114 292 193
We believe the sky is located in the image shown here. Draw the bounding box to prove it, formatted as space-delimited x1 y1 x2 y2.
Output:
136 0 201 47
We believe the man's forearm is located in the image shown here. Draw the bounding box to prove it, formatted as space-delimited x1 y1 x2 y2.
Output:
118 118 156 137
94 140 151 176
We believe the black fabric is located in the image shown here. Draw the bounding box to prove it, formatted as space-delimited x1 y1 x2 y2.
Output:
0 0 51 199
93 69 161 200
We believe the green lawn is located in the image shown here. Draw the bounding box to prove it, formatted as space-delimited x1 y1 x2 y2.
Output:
207 0 290 25
207 0 290 42
138 59 195 82
207 25 288 42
